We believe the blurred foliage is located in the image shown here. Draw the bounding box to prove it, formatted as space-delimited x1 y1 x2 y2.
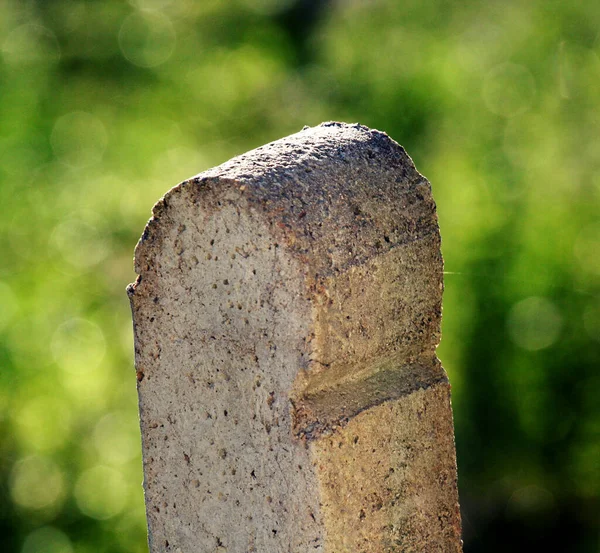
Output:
0 0 599 551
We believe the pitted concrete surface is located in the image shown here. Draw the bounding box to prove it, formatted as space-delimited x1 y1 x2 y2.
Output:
128 122 462 552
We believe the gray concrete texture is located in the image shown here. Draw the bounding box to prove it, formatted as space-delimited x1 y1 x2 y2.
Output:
128 122 462 552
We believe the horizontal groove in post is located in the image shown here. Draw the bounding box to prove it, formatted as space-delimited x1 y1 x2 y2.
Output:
291 352 448 441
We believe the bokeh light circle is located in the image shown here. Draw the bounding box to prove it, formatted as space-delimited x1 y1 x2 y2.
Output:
506 485 556 518
93 412 139 465
50 217 110 270
2 24 60 65
118 11 176 68
507 296 562 351
482 63 536 117
51 112 108 168
21 526 73 553
51 318 106 374
10 456 65 510
14 396 73 453
74 466 129 520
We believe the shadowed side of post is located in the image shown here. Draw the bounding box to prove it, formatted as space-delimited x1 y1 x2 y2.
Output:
128 122 462 552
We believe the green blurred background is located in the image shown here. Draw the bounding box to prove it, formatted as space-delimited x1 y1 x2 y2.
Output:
1 0 599 551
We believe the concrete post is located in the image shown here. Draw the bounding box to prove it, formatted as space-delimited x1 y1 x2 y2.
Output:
128 122 462 552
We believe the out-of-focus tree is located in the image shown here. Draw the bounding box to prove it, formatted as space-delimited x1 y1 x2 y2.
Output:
0 0 598 551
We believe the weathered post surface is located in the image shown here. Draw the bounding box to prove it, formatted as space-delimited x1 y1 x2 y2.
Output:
128 122 462 552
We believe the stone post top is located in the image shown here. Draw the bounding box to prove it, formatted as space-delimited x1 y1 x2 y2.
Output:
132 121 441 285
129 122 445 437
127 123 461 552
